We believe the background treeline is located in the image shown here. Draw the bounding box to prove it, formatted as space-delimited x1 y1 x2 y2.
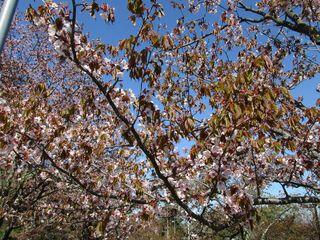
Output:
1 204 319 239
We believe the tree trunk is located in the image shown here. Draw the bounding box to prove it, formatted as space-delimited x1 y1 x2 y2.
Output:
313 205 320 240
1 226 13 240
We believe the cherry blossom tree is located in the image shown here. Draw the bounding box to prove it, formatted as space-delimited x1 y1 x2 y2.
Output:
1 0 319 238
1 17 148 239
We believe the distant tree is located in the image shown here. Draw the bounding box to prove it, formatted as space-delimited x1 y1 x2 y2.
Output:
249 205 319 240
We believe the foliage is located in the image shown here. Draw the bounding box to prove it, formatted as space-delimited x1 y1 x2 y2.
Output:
248 205 319 240
128 205 320 239
0 0 319 239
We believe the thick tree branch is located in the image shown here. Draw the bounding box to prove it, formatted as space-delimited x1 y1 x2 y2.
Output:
254 196 320 205
238 3 320 45
66 1 230 232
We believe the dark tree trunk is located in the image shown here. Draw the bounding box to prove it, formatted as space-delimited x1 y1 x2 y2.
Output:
1 226 13 240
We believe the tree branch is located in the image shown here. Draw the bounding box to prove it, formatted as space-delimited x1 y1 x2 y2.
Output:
254 196 320 205
66 0 229 232
238 3 320 45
